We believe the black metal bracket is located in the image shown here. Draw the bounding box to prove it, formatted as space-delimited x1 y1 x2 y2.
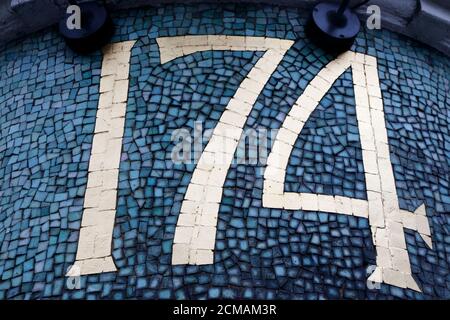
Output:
306 0 361 53
58 1 114 54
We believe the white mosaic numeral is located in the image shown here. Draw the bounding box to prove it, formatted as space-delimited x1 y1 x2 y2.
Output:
262 51 432 291
165 36 295 265
68 41 136 276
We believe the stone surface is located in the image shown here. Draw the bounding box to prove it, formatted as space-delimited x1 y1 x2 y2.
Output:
0 3 448 300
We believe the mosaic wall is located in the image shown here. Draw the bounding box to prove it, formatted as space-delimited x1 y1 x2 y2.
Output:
0 4 449 299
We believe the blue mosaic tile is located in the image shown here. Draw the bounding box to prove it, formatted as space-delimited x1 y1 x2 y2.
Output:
0 3 448 300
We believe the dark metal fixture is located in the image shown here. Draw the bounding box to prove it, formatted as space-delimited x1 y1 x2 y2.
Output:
58 1 114 54
306 0 361 53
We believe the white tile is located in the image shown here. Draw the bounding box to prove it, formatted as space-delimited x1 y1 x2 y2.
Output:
303 85 323 102
360 134 376 151
388 221 407 249
93 232 115 258
378 159 396 193
263 166 285 182
103 170 119 190
362 150 379 174
337 50 356 63
172 243 190 265
420 234 433 249
197 151 217 168
371 109 388 142
214 122 242 141
384 190 402 216
177 214 196 227
75 227 95 260
103 140 122 170
204 136 237 155
207 166 228 187
70 257 116 275
352 69 366 86
191 226 217 250
83 187 101 208
226 35 246 48
204 185 223 203
364 55 377 66
368 84 382 98
365 173 381 192
351 199 369 218
111 102 127 119
358 121 374 139
325 59 350 77
83 211 115 232
270 141 293 157
365 65 380 86
88 153 104 172
375 141 390 158
310 75 332 92
391 247 411 273
245 36 266 48
246 66 270 82
173 226 194 244
367 266 382 284
382 269 408 289
354 52 366 64
220 110 247 128
98 189 117 211
373 227 389 248
355 104 372 123
98 91 113 109
266 151 289 169
242 77 264 94
198 212 218 226
367 191 385 227
99 75 115 93
416 215 431 236
115 63 130 80
225 99 253 117
277 127 298 146
334 196 352 215
319 66 339 80
200 202 220 217
401 210 417 230
233 86 259 106
180 200 200 215
283 115 303 134
295 95 316 113
100 59 117 76
354 84 370 107
194 249 214 265
369 96 383 110
259 49 284 64
300 193 319 211
110 118 126 138
262 193 284 208
318 195 336 213
283 192 301 210
113 79 129 103
86 171 103 189
263 179 284 195
376 246 392 268
404 274 421 291
190 168 210 185
91 132 110 155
